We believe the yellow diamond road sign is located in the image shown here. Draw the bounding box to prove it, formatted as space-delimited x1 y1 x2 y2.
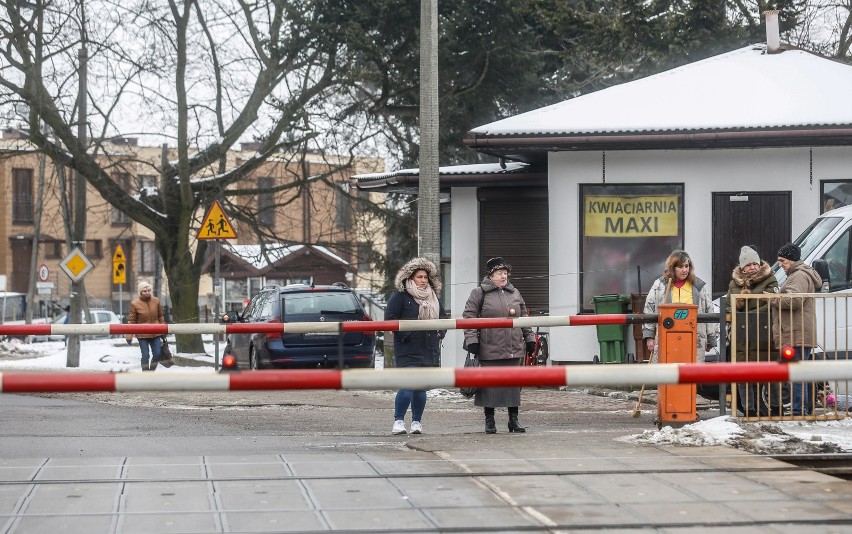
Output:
197 200 237 240
60 248 95 283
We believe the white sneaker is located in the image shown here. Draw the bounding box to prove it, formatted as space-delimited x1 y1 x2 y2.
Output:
410 421 422 434
392 420 407 435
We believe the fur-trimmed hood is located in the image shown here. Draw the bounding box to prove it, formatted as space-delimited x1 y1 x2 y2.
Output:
731 261 773 291
394 257 442 293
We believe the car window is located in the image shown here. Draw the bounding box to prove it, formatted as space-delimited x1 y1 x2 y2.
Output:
283 292 360 315
95 312 108 323
822 228 852 291
256 292 275 320
243 293 262 319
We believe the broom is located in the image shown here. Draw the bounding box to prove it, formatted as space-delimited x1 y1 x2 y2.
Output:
631 385 646 418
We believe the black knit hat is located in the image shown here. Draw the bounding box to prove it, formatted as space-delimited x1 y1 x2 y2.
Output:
777 242 801 262
485 257 512 275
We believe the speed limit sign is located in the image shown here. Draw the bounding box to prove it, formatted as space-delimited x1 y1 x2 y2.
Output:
38 264 49 282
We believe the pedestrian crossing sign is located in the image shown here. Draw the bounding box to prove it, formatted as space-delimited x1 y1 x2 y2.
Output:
197 200 237 240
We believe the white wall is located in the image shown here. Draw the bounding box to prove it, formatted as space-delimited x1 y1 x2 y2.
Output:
447 187 479 367
548 146 852 363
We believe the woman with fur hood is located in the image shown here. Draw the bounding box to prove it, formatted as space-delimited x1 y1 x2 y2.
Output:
728 245 778 416
384 257 445 435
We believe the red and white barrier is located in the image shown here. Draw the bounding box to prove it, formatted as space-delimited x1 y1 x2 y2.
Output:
0 313 720 337
1 360 850 393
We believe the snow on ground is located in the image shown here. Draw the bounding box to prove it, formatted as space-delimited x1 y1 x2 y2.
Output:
623 415 852 453
0 337 216 373
1 339 851 453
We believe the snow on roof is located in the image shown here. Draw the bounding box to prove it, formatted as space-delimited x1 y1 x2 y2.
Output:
471 44 852 136
225 243 349 270
354 162 528 181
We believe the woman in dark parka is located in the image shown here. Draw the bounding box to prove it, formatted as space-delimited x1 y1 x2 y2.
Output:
384 257 445 435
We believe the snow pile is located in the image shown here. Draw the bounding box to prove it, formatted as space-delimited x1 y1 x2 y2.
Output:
624 415 852 453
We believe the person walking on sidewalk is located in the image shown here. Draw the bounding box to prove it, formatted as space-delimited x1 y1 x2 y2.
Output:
463 257 535 434
126 281 165 371
384 258 445 435
642 250 718 363
773 242 821 416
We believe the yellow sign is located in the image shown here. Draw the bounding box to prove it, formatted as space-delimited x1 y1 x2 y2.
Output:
197 200 237 240
585 195 679 237
59 248 95 283
113 244 126 284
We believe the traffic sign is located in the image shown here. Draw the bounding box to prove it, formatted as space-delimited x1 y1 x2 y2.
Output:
197 200 237 240
38 264 49 282
113 244 127 284
59 248 94 283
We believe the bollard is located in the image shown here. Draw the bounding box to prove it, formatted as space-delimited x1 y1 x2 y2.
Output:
655 304 698 428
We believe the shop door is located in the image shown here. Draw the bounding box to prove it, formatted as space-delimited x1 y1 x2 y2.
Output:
10 238 32 293
478 187 549 313
711 192 791 299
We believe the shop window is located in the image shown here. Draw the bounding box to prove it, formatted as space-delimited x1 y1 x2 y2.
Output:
579 184 684 312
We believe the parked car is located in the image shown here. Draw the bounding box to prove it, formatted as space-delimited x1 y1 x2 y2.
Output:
222 283 376 369
32 309 121 342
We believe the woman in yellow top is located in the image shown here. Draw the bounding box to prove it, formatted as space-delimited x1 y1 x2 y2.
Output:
642 250 718 363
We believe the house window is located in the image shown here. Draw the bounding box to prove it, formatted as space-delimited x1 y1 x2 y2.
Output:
335 183 352 230
44 241 62 259
12 168 33 224
821 180 852 213
112 173 132 225
139 241 157 274
85 240 102 259
357 242 372 274
138 174 158 192
257 177 275 228
579 183 684 312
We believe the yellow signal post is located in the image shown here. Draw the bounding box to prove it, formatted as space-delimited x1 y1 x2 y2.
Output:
198 200 237 240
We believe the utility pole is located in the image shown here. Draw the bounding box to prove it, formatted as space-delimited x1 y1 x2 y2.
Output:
418 0 440 266
67 14 88 368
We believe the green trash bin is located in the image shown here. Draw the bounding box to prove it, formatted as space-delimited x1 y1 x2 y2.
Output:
592 294 629 363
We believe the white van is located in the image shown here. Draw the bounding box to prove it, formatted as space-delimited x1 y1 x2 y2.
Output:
773 203 852 362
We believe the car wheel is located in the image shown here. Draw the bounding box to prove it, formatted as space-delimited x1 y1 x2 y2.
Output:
249 346 260 370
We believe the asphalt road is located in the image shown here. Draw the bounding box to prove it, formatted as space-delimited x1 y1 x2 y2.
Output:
0 387 652 457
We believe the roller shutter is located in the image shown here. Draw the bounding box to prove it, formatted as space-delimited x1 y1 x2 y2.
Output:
478 187 549 314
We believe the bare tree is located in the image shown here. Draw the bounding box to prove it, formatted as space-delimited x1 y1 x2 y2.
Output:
0 0 378 351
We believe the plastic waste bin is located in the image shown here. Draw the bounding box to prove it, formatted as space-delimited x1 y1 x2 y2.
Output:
592 294 629 363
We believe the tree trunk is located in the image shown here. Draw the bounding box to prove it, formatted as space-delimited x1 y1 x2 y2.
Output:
163 241 205 354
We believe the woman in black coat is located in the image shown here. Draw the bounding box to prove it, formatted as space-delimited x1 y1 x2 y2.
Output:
384 257 445 435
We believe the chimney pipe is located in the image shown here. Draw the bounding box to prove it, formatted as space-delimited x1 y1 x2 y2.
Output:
764 10 781 54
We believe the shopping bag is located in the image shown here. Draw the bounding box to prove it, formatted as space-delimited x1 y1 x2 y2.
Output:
158 336 174 368
459 351 480 398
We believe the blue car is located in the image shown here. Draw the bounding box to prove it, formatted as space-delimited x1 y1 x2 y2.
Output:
222 283 376 369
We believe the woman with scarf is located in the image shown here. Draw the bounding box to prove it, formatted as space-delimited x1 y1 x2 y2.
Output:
384 257 445 435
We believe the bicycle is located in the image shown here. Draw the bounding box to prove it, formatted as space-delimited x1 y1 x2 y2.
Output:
524 311 550 366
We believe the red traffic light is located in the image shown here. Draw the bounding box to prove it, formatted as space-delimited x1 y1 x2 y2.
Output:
222 353 237 369
780 345 796 361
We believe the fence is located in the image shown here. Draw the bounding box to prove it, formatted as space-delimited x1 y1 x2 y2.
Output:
730 292 851 421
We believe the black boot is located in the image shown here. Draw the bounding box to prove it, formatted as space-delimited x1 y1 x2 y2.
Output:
484 408 496 434
508 407 526 433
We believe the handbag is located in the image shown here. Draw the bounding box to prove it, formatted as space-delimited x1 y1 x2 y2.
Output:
157 336 174 368
459 351 480 398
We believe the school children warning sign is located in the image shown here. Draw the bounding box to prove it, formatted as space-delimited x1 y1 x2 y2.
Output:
197 200 237 240
584 195 679 237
